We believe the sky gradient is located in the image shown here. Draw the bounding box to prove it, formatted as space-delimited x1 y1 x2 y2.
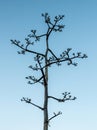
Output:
0 0 97 130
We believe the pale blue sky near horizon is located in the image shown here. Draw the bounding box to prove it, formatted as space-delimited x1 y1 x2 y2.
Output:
0 0 97 130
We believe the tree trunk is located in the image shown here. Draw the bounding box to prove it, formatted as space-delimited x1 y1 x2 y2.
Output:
43 85 48 130
43 63 48 130
43 35 49 130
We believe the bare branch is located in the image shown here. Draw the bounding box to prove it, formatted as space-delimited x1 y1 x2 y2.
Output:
42 13 53 28
36 54 47 86
48 48 58 60
42 48 87 68
28 64 41 71
21 97 44 110
42 13 65 33
28 30 46 41
11 39 45 57
48 92 76 102
48 111 62 122
26 75 44 85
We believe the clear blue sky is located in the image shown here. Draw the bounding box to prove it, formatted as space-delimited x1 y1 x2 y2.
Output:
0 0 97 130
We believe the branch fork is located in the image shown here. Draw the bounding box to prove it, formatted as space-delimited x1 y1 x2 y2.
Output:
11 12 87 130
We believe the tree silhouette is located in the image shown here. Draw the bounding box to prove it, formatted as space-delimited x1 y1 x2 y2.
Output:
11 13 87 130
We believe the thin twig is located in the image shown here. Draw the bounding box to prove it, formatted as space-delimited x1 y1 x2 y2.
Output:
21 97 44 110
11 40 45 57
48 48 58 60
48 93 76 102
48 111 62 122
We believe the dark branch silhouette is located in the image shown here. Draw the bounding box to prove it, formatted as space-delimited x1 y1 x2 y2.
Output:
21 97 44 110
11 39 45 57
11 13 87 130
48 111 62 122
48 92 76 102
